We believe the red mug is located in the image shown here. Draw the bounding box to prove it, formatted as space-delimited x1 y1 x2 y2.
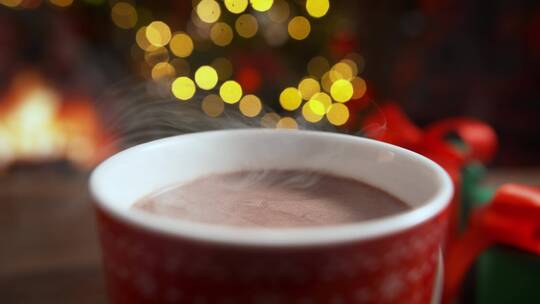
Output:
90 129 453 303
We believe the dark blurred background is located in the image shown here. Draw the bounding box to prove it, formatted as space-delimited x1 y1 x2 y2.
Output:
1 0 539 165
0 0 539 303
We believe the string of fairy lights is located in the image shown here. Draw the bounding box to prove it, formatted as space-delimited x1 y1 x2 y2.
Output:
2 0 369 128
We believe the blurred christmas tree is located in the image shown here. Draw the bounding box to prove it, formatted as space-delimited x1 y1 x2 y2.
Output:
111 0 371 131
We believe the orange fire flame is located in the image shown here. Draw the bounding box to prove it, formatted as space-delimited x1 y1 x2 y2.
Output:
0 71 112 169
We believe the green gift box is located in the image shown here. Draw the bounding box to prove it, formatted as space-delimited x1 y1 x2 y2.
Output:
461 164 540 304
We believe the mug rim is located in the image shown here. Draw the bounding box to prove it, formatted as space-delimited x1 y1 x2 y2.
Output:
90 129 453 247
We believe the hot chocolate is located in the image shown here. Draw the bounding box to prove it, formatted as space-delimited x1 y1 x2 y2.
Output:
133 170 410 227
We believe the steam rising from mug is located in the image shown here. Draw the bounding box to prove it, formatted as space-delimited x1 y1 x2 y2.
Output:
97 80 386 147
94 80 387 189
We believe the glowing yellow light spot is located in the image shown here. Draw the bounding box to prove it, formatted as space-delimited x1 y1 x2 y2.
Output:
239 94 262 117
211 57 233 80
146 21 172 47
279 87 302 111
197 0 221 23
305 0 329 18
261 112 281 128
144 47 169 66
194 65 218 90
351 77 367 99
298 78 320 100
151 62 175 80
287 16 310 40
328 69 344 82
332 62 354 80
268 0 289 23
310 92 332 111
330 79 354 103
170 58 191 76
302 101 323 123
210 22 234 46
276 117 298 129
2 0 22 7
341 59 358 77
190 8 210 29
235 14 258 38
201 94 225 117
136 27 157 51
169 32 194 58
111 2 137 29
171 77 196 100
307 56 329 78
250 0 273 12
321 71 332 92
50 0 73 7
308 99 325 116
326 103 349 126
219 80 243 104
224 0 248 14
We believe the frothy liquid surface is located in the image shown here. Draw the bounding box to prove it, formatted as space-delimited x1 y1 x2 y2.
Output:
133 170 410 227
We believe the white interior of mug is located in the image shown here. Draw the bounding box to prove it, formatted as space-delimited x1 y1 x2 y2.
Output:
90 129 453 246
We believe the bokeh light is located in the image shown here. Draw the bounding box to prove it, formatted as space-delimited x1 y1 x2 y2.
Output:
224 0 248 14
276 117 298 129
302 101 323 123
219 80 243 104
169 32 194 58
146 21 172 47
239 94 262 117
288 16 311 40
268 0 289 23
320 71 332 92
298 77 320 100
194 65 218 90
328 68 344 82
331 62 354 80
136 26 157 51
111 2 137 29
210 22 234 46
196 0 221 23
172 77 196 100
211 57 233 80
308 99 325 116
326 103 349 126
250 0 273 12
307 56 330 78
260 112 281 128
2 0 23 7
235 14 258 38
351 76 367 99
341 59 358 77
201 94 225 117
190 8 211 29
330 79 354 102
310 92 332 111
305 0 329 18
279 87 302 111
49 0 72 7
151 62 175 80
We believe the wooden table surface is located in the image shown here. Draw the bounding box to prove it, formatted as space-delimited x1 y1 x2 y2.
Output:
0 165 538 304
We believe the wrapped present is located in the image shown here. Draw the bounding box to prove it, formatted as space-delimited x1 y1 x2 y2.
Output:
362 103 540 304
